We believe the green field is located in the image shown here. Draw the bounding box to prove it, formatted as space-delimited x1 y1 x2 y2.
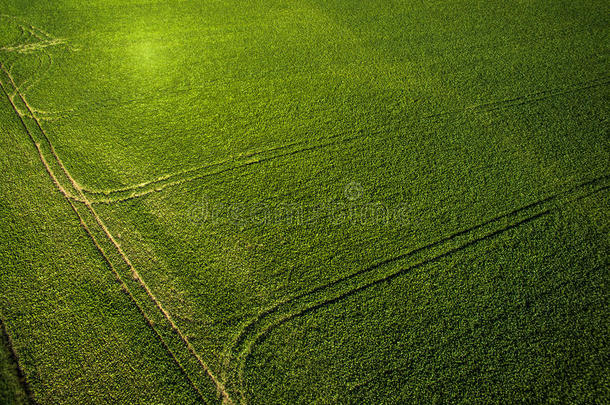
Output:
0 0 608 403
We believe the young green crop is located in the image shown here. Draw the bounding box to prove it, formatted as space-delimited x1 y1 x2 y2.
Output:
0 0 608 403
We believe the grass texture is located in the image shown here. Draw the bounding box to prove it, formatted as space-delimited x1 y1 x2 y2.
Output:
0 0 608 403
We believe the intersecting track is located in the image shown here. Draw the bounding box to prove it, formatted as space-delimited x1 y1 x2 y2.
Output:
2 23 606 207
0 59 233 404
219 175 609 403
80 75 610 204
0 16 72 122
2 16 609 405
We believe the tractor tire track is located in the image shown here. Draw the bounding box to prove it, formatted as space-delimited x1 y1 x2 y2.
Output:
0 15 53 42
232 181 609 403
84 76 610 204
0 74 218 404
411 75 610 121
1 60 233 403
84 136 332 196
223 174 609 361
86 131 370 204
219 176 608 401
8 52 58 121
0 63 82 199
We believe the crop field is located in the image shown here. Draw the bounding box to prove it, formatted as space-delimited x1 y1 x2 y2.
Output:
0 0 609 404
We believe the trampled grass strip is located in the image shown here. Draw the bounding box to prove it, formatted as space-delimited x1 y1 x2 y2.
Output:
233 182 609 402
0 38 66 54
0 14 50 43
0 74 217 404
0 63 82 199
0 16 66 121
223 175 609 360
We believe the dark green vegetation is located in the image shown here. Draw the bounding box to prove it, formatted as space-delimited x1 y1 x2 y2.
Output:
0 0 608 404
0 320 29 405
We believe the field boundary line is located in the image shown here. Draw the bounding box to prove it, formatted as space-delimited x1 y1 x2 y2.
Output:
82 75 610 204
0 62 232 404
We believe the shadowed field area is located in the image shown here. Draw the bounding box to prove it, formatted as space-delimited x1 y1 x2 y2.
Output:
0 0 608 403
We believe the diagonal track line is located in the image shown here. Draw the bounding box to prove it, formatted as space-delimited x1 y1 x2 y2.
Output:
222 176 609 402
0 74 214 404
235 183 609 402
224 175 609 360
0 63 233 404
81 75 610 204
4 18 608 402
